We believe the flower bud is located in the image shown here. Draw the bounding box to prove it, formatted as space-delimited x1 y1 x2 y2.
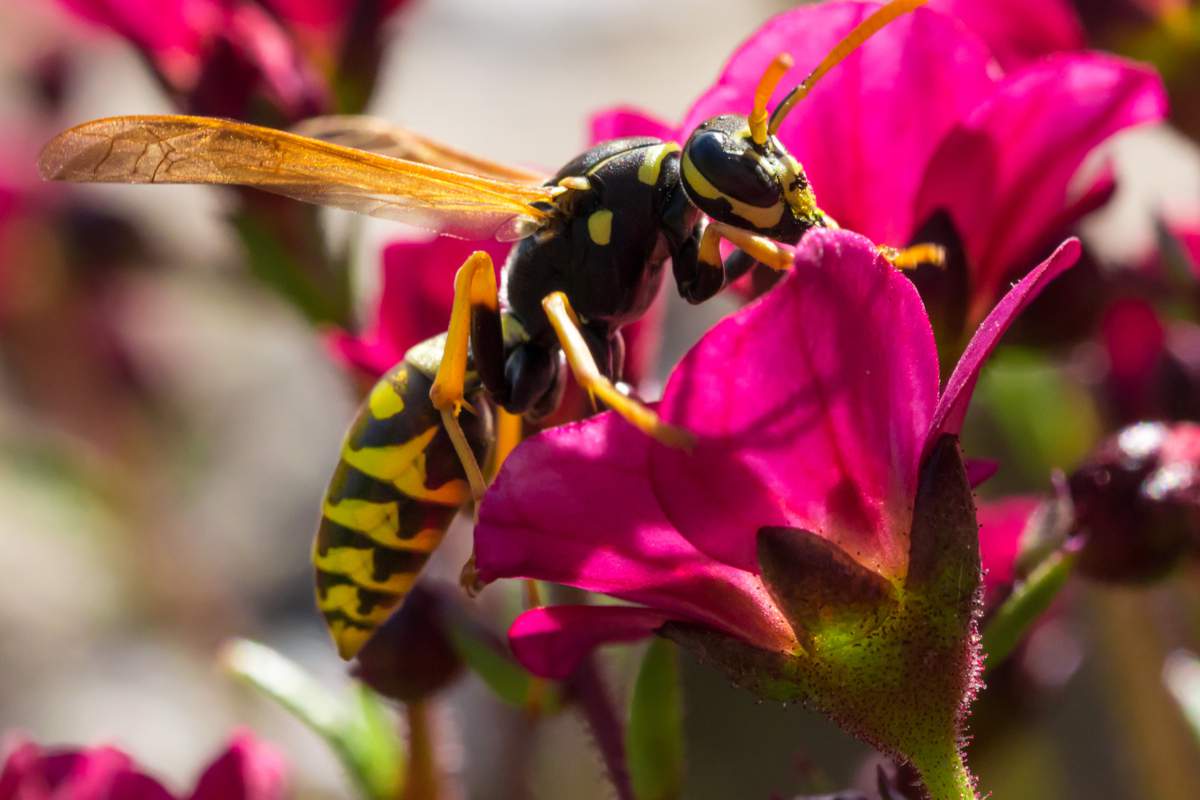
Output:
1069 421 1200 581
352 582 464 703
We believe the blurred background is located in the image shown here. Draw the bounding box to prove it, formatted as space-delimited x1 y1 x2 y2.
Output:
3 0 1200 798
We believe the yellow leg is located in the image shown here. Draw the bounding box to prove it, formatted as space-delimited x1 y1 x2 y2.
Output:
879 243 946 271
430 251 497 504
487 407 524 482
709 221 794 271
541 292 695 450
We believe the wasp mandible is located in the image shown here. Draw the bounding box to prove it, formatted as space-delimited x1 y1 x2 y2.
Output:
38 0 938 658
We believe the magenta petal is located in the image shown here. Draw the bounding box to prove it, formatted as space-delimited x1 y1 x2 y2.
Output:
977 496 1039 605
475 414 795 652
915 54 1166 315
189 731 287 800
931 238 1082 441
0 740 173 800
652 229 937 580
329 236 510 377
681 3 994 246
965 458 1000 487
930 0 1084 70
508 606 672 680
588 107 677 144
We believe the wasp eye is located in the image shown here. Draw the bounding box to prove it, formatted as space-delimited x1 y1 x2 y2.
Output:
683 125 779 208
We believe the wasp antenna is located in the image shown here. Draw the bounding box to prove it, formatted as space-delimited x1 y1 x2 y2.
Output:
749 53 794 146
767 0 929 135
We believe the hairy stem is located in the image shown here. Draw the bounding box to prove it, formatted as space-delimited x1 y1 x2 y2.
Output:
567 657 634 800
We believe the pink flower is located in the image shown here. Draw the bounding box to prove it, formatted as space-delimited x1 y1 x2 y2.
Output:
0 730 286 800
976 496 1041 607
327 236 510 379
52 0 326 119
929 0 1085 69
612 1 1162 328
474 230 1078 791
262 0 410 58
474 228 1080 680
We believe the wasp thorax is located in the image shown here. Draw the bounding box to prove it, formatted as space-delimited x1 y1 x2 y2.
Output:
680 114 819 244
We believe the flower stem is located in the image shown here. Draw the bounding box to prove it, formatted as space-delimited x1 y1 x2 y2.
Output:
981 546 1078 671
910 746 977 800
402 701 438 800
567 657 634 800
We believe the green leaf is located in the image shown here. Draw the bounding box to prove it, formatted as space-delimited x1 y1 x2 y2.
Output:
221 639 403 800
982 547 1077 671
1164 649 1200 746
976 348 1101 479
445 618 561 713
344 683 406 800
627 639 685 800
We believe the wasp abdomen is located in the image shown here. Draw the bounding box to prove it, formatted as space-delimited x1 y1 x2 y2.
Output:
313 359 492 659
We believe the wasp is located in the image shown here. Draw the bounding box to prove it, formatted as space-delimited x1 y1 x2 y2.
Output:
38 0 937 659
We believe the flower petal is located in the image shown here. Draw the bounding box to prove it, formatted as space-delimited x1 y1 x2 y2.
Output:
588 107 677 143
475 414 795 652
652 229 938 580
0 738 174 800
680 2 994 247
976 496 1039 606
930 238 1081 441
508 605 672 680
930 0 1084 70
329 236 509 378
915 53 1166 318
189 731 287 800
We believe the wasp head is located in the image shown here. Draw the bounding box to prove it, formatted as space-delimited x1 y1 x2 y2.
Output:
680 114 820 244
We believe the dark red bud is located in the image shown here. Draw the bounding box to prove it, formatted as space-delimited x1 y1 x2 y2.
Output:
1069 422 1200 582
351 582 464 703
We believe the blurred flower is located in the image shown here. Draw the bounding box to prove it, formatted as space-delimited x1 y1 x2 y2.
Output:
1068 420 1200 581
327 236 510 380
0 730 287 800
350 581 466 703
473 230 1078 795
671 1 1164 336
977 496 1041 609
930 0 1085 69
1091 220 1200 422
48 0 401 120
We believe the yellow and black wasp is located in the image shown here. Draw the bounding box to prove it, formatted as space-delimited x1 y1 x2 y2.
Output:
38 0 936 659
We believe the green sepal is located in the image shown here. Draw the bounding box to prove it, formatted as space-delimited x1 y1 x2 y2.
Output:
664 436 983 800
444 616 562 714
626 639 685 800
757 526 899 652
221 639 404 800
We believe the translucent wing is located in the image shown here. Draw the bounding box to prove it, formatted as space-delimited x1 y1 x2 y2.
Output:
292 115 549 185
38 115 563 240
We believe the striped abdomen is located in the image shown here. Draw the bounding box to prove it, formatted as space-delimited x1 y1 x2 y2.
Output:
314 357 493 659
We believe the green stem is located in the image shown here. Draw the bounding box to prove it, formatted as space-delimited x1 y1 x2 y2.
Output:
913 748 977 800
981 547 1078 671
402 702 438 800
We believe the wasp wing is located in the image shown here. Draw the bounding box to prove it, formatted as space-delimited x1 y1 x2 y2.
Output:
39 115 561 240
292 115 549 185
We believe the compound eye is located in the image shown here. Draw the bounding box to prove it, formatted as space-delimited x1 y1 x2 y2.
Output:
684 129 779 208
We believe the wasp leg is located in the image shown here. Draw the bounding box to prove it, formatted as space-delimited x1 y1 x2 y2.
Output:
488 407 523 481
430 251 499 503
541 291 695 449
674 224 762 304
708 221 794 272
878 243 947 271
